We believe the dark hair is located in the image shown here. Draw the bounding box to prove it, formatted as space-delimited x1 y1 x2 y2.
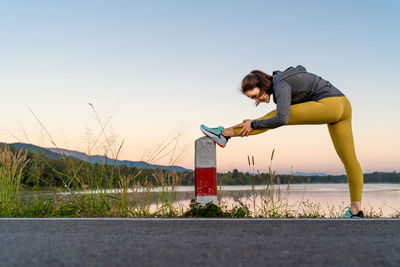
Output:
241 70 273 96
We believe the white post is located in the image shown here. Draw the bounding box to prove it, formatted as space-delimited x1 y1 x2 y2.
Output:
194 137 218 206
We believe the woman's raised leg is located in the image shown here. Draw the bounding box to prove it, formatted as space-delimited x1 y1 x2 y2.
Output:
223 109 276 137
226 96 347 136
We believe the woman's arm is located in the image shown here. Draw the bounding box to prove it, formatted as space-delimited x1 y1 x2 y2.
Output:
250 80 292 129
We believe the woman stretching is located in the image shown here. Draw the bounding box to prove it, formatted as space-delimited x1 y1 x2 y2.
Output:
200 65 364 218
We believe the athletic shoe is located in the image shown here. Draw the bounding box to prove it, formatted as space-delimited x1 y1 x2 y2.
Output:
341 206 364 218
200 124 230 148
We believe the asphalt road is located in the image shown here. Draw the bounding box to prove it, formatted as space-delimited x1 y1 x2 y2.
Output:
1 218 399 267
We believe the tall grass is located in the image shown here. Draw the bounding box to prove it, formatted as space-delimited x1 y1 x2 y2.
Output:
242 149 297 217
239 150 387 218
1 103 190 217
0 138 394 217
0 105 395 218
0 145 30 207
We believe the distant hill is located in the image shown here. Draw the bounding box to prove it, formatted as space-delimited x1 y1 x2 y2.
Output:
1 142 192 172
0 142 64 160
46 147 192 172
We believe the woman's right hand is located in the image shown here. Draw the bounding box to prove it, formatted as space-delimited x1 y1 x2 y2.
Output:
234 119 254 137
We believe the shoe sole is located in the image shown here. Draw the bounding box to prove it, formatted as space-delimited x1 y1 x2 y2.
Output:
200 126 226 148
214 140 225 148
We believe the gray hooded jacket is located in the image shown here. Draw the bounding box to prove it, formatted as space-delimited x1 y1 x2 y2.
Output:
250 65 345 130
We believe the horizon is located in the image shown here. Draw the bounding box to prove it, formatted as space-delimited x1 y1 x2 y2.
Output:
1 1 399 175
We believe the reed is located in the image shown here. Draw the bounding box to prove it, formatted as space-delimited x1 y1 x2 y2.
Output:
1 106 395 218
238 150 330 218
0 104 189 217
0 145 30 208
250 149 294 218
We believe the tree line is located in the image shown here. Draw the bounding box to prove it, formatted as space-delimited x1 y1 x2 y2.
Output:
2 144 399 189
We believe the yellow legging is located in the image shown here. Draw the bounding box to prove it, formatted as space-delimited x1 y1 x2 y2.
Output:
233 96 363 202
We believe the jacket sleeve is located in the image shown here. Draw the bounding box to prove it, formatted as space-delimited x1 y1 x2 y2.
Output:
250 80 291 129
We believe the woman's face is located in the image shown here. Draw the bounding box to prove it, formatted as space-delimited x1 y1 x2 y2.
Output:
244 87 271 106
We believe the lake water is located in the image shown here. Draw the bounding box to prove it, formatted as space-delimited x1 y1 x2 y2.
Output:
23 183 400 217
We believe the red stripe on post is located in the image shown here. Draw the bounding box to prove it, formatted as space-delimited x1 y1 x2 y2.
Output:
195 167 217 196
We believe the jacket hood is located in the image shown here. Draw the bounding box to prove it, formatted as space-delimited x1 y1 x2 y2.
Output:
272 65 307 85
271 65 307 104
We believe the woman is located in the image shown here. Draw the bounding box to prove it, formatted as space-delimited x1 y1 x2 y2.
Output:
200 65 364 218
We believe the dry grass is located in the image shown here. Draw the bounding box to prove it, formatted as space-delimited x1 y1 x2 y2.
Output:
0 105 397 218
0 145 30 206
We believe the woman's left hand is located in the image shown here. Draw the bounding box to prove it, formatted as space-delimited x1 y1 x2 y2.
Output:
237 119 254 137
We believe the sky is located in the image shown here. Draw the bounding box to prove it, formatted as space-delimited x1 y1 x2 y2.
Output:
1 0 399 175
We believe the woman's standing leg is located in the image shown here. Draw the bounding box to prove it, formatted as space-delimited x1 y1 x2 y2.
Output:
325 100 363 213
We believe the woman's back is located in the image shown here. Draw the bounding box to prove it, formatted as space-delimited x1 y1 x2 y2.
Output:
272 65 344 104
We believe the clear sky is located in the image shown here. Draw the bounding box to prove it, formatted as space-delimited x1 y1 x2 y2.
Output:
1 0 399 174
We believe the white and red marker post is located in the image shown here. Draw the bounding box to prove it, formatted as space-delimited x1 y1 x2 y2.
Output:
194 137 218 206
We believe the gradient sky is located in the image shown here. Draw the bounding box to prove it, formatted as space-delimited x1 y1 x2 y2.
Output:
1 0 399 174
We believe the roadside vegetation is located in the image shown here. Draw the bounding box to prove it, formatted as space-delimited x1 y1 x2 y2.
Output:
0 144 397 218
0 105 398 218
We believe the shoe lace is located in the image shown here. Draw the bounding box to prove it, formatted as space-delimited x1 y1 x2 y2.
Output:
212 127 223 134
